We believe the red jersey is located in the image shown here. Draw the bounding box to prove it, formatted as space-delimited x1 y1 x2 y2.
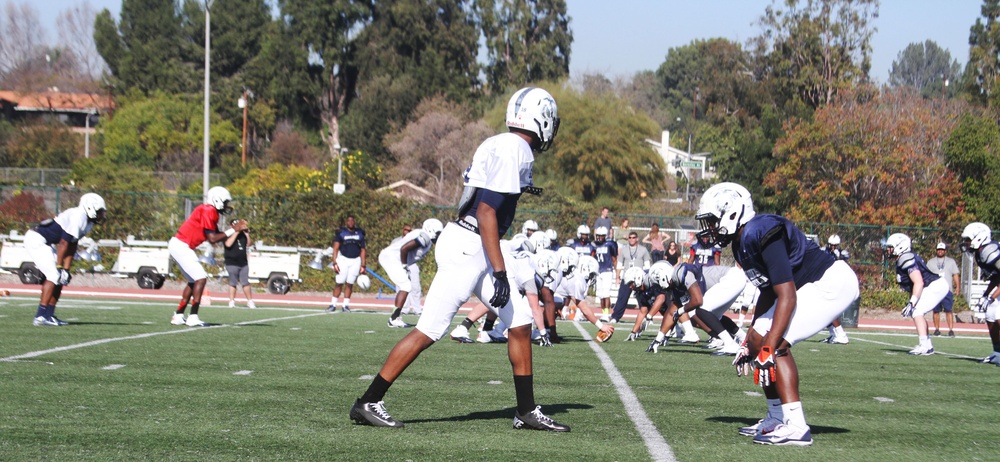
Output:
175 204 220 249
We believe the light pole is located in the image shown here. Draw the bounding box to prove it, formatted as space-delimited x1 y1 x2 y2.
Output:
202 0 215 200
238 88 253 167
84 110 96 158
333 145 347 194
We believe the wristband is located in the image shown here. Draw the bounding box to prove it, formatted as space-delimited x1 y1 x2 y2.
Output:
595 321 604 330
225 228 236 237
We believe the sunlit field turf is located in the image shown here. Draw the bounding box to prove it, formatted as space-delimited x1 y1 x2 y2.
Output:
1 294 998 461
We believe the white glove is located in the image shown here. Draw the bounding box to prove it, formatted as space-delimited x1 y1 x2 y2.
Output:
977 296 994 313
57 268 72 286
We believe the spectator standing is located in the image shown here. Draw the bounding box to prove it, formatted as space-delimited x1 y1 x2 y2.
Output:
224 218 255 309
608 231 652 323
27 193 106 326
926 242 960 337
169 187 244 327
593 207 613 240
643 223 666 262
328 216 367 312
665 241 682 265
616 218 631 250
351 87 569 431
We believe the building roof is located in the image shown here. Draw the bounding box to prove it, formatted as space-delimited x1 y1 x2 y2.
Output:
0 90 114 114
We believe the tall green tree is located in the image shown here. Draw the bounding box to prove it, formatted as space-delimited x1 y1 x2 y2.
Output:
889 40 962 98
94 0 194 94
476 0 572 94
965 0 1000 107
278 0 372 161
750 0 878 110
943 114 1000 228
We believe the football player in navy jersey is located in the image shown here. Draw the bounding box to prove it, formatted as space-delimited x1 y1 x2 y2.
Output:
696 182 859 446
688 234 721 266
351 87 568 432
620 265 670 342
569 224 594 257
328 216 367 312
884 233 948 356
960 222 1000 365
592 226 618 320
24 193 106 326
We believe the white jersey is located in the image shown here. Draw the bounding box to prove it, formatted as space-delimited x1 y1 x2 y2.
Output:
462 132 535 194
556 273 588 301
382 229 434 265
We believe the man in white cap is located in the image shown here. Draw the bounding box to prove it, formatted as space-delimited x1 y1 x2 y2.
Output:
927 242 960 337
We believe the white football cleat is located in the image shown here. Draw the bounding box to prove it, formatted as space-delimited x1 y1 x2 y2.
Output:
830 335 849 344
387 317 411 328
680 334 700 344
476 330 493 343
228 300 236 308
705 337 724 350
907 344 934 356
246 300 256 309
186 314 206 327
739 415 783 437
712 342 740 356
752 422 813 446
170 313 186 326
33 316 59 327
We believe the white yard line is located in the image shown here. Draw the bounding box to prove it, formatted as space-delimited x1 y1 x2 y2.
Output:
846 335 982 360
0 312 327 362
571 321 676 462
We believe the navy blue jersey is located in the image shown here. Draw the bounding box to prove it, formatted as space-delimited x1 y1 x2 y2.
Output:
33 220 72 246
894 251 940 293
335 227 366 259
569 239 595 257
734 214 834 290
635 282 666 308
690 241 720 266
593 240 617 272
462 189 521 236
668 262 707 306
973 241 1000 283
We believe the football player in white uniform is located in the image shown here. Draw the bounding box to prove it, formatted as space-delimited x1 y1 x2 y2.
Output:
380 218 443 328
25 193 106 326
820 234 850 344
351 87 569 432
698 182 859 446
961 222 1000 365
553 254 615 339
885 233 949 356
621 263 671 341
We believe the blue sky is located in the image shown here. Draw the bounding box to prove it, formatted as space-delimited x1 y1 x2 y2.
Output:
40 0 984 84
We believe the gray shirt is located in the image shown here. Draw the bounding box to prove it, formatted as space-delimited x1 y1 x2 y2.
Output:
926 255 960 291
619 243 652 271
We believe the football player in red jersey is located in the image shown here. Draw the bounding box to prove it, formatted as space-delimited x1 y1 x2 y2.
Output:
167 186 245 327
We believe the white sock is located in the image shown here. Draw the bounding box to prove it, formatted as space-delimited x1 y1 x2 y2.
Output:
332 297 339 305
767 398 784 421
718 330 736 347
921 336 932 348
343 298 351 308
681 320 697 337
781 401 807 429
834 325 846 337
655 331 666 342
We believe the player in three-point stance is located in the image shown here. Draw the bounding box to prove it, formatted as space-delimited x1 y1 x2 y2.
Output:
350 87 569 431
697 182 859 446
169 186 244 327
25 193 106 326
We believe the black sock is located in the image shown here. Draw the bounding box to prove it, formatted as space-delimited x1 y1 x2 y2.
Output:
549 324 558 338
483 318 496 332
992 341 1000 352
721 316 740 337
175 301 187 315
513 374 535 415
461 318 475 329
390 307 403 320
190 302 200 315
360 373 392 404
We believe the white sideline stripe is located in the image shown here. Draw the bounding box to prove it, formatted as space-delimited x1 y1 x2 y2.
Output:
572 322 675 462
0 312 326 362
848 336 981 360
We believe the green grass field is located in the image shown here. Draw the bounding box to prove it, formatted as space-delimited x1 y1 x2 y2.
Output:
1 294 998 461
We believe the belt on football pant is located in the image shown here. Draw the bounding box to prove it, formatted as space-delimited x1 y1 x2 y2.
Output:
454 217 479 235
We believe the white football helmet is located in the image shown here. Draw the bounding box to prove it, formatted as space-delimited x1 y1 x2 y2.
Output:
529 229 552 251
828 234 841 246
545 228 558 243
695 182 755 247
355 274 371 290
623 267 645 289
578 255 599 285
534 249 559 283
884 233 912 257
518 236 537 254
962 222 992 252
556 246 579 276
577 224 591 240
79 193 106 223
521 219 539 235
647 261 674 289
506 87 559 151
422 218 444 241
594 226 608 244
207 186 234 215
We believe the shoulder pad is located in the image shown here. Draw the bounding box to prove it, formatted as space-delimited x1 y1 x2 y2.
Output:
982 242 1000 267
896 252 916 270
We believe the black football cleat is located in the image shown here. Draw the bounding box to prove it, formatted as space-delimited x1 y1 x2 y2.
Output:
513 406 570 432
350 399 404 428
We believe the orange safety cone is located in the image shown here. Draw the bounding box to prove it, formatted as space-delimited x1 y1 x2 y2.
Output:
203 287 212 306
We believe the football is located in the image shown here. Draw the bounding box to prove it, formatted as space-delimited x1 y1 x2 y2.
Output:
595 326 615 343
355 274 371 290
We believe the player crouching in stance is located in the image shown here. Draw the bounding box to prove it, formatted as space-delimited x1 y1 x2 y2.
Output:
25 193 106 326
169 186 244 327
620 263 670 342
381 218 443 328
697 183 859 446
351 87 568 431
646 262 747 355
884 233 949 355
960 222 1000 365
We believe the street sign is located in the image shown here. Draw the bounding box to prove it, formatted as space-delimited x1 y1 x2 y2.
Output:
680 160 703 168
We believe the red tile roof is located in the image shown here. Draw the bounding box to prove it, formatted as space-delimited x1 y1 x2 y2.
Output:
0 90 114 113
